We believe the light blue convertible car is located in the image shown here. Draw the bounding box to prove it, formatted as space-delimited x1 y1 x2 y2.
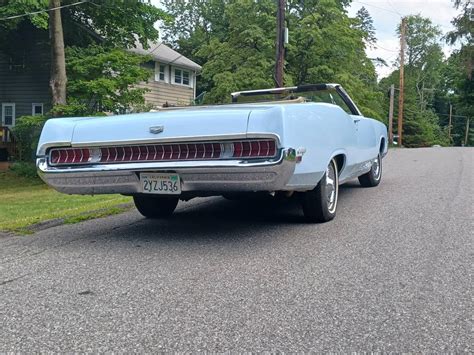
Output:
37 84 388 222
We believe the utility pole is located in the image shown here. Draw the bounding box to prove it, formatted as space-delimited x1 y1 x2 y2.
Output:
275 0 286 87
448 103 453 142
388 84 395 144
397 17 406 146
465 118 470 146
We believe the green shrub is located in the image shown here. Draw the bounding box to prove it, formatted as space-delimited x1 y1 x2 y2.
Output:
9 162 39 179
11 115 49 162
49 103 89 117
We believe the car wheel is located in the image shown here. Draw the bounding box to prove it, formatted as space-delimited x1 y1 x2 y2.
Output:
358 153 382 187
133 195 179 218
302 158 339 222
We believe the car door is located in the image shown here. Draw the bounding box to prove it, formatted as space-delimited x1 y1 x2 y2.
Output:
327 92 363 168
350 115 377 164
330 88 378 176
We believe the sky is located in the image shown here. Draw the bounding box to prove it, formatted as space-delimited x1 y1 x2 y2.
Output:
347 0 463 78
152 0 463 79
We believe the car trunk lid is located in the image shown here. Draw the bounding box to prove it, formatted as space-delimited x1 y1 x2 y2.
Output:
70 107 254 146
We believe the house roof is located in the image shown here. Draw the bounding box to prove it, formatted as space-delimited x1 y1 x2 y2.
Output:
130 41 202 72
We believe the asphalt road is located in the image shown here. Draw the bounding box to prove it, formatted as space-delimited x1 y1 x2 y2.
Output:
0 148 472 352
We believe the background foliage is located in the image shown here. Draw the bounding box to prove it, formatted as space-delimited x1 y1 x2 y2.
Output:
161 0 472 147
0 0 167 113
161 0 383 119
1 0 472 149
11 115 49 162
66 45 152 113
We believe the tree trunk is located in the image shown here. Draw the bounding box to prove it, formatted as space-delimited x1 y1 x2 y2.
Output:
49 0 67 107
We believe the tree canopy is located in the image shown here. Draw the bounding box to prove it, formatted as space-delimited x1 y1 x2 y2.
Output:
161 0 383 119
0 0 168 48
445 0 473 145
0 0 168 112
66 45 152 113
1 0 472 146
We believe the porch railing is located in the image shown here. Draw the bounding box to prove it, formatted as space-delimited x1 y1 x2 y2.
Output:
0 126 18 160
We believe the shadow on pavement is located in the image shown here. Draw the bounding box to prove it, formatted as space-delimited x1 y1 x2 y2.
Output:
106 182 364 244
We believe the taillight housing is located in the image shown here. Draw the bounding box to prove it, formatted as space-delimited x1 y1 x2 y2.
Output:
50 148 93 165
48 139 277 166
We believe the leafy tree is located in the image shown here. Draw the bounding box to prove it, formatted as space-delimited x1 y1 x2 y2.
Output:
447 0 473 46
354 6 377 47
0 0 49 34
161 0 275 103
196 0 276 103
285 0 382 118
0 0 167 48
403 15 442 67
65 45 152 113
379 15 449 147
0 0 167 107
162 0 383 119
11 115 49 162
445 0 473 145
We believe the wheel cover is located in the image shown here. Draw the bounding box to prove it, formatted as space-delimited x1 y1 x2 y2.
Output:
326 161 338 214
372 155 381 180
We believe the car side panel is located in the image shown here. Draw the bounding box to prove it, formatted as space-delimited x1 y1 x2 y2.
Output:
247 102 359 190
352 115 378 163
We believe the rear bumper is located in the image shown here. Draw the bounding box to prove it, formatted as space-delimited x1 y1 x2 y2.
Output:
37 148 297 195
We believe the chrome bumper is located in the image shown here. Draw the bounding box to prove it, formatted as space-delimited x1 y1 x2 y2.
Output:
37 149 297 195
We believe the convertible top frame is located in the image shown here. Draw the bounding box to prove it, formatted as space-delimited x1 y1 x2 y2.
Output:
231 83 362 116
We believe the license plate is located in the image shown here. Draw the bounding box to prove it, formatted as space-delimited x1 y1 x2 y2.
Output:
140 173 181 194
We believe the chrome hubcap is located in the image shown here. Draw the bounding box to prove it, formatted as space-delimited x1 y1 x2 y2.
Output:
326 162 338 214
373 156 381 179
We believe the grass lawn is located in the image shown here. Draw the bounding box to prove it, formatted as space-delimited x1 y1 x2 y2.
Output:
0 171 131 233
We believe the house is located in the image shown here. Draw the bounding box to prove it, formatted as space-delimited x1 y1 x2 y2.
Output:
131 41 202 108
0 29 201 160
0 29 51 128
0 38 201 128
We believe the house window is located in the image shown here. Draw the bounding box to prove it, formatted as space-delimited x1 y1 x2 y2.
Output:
158 64 166 81
155 62 168 82
173 68 191 86
32 103 43 116
183 71 190 85
1 103 15 127
174 69 182 84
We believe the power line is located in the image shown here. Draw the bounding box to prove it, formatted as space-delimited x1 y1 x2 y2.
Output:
0 1 89 21
373 44 399 52
404 106 467 119
437 113 468 118
353 0 402 17
386 0 403 17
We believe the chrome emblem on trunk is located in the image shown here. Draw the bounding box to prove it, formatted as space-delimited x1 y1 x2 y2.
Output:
149 125 164 134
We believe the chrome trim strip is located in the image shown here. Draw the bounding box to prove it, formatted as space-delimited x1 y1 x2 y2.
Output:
37 141 72 157
46 136 282 167
70 133 242 148
231 84 339 99
231 86 298 97
37 148 297 195
40 149 292 174
68 133 281 148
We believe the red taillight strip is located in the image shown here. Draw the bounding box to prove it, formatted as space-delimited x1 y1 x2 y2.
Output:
49 139 277 166
50 147 92 165
232 140 276 158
